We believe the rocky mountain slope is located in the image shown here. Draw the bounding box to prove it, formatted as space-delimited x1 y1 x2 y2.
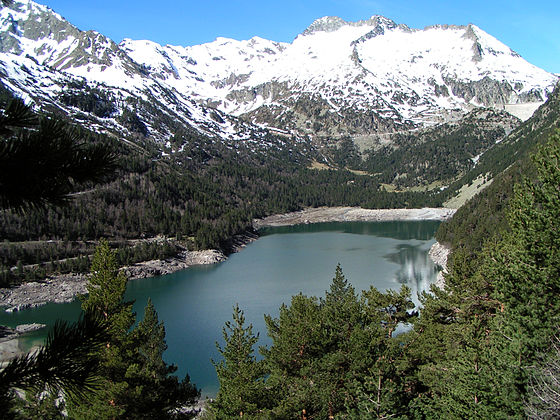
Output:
0 0 309 160
121 15 558 136
0 1 558 167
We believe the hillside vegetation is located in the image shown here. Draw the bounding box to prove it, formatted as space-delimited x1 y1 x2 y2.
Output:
204 87 560 418
2 84 559 287
208 128 560 418
436 84 560 261
0 87 441 286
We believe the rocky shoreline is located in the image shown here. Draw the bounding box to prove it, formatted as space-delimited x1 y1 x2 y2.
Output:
0 207 453 312
0 323 46 365
428 241 451 289
254 206 456 228
0 235 257 364
0 249 229 312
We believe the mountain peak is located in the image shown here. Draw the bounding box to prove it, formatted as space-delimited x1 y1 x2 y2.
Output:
1 1 557 145
302 16 346 35
301 15 399 36
2 0 60 24
0 0 78 50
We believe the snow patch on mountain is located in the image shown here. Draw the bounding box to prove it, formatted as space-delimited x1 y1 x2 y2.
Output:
1 1 558 145
1 0 303 152
119 15 558 132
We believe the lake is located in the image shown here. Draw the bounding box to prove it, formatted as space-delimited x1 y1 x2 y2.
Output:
0 220 441 397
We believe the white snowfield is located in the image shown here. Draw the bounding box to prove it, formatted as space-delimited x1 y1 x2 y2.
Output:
0 1 558 139
120 16 557 123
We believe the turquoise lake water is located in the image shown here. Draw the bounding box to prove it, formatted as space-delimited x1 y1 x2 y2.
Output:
0 220 441 396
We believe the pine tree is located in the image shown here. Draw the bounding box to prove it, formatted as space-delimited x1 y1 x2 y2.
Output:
0 98 117 210
69 240 199 419
317 264 361 418
211 304 267 419
68 239 134 419
125 298 200 418
0 96 118 416
81 239 132 332
346 285 416 419
262 293 324 418
0 315 107 419
258 266 417 418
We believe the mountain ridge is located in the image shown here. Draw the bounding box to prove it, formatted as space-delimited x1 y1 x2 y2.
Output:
0 0 558 171
118 10 557 135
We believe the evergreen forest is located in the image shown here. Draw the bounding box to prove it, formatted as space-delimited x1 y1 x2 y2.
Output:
1 65 560 417
208 129 560 419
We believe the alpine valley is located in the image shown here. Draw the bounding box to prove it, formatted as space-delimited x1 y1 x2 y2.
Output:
3 0 560 418
0 0 559 277
0 0 559 282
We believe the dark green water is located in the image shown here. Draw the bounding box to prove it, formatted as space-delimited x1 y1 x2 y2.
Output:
0 221 440 397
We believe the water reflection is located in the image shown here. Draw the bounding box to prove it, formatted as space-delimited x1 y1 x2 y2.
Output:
260 220 440 241
0 221 441 396
384 242 440 306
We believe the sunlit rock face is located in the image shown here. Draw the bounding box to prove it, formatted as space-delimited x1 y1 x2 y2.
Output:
1 2 557 148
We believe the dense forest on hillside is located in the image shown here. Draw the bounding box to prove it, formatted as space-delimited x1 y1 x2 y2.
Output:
208 129 560 419
362 108 519 188
0 89 441 286
321 107 521 191
436 86 560 262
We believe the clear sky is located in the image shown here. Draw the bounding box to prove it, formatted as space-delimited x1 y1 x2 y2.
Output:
40 0 560 74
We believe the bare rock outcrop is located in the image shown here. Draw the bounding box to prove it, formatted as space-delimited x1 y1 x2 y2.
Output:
0 323 46 364
0 249 228 310
428 242 451 289
0 274 88 312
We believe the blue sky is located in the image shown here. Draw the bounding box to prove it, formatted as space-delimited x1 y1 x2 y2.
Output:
41 0 559 74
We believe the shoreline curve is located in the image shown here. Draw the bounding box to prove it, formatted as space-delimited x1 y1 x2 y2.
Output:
254 206 456 228
1 207 455 311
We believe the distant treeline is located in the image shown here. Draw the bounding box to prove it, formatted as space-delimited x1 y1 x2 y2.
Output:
0 87 442 286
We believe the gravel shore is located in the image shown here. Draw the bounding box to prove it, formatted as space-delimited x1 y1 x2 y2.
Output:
0 249 227 312
1 207 454 311
254 206 455 228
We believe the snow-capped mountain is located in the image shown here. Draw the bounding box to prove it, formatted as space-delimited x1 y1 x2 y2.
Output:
0 0 558 151
0 0 303 156
120 15 558 137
